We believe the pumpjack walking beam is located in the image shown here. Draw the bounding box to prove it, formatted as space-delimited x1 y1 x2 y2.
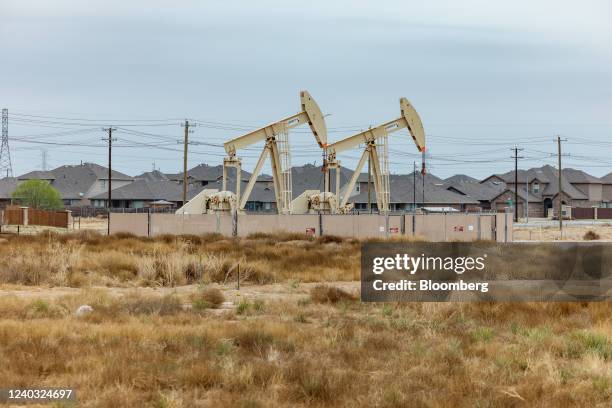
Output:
222 91 327 213
326 97 426 213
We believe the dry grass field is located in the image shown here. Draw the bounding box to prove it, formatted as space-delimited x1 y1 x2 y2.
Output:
514 224 612 241
0 232 610 407
0 231 360 286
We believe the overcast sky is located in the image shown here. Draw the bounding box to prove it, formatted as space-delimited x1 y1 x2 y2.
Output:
1 0 611 180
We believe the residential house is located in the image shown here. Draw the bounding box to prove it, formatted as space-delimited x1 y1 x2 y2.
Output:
0 177 19 208
18 163 133 207
445 180 506 210
348 173 479 212
483 165 603 217
91 179 185 209
169 164 273 187
602 172 612 207
488 187 543 218
90 176 277 212
562 168 603 206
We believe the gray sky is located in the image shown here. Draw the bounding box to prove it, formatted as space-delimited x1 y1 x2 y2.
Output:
2 0 611 179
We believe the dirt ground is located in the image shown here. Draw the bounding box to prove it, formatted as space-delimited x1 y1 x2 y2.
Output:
0 281 356 304
71 216 108 233
514 224 612 241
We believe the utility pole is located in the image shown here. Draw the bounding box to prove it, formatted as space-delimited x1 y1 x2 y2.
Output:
557 136 566 238
413 161 416 211
421 151 426 208
103 128 117 235
0 109 12 178
511 147 524 222
182 120 190 207
525 176 529 223
367 154 371 212
421 164 425 208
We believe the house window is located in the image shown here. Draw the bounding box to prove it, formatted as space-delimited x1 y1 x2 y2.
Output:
532 182 540 194
356 184 360 192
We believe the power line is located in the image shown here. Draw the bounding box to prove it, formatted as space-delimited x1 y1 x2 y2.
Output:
5 109 612 179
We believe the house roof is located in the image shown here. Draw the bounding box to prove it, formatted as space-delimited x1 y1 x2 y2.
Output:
17 163 133 200
247 182 276 202
169 179 276 203
348 176 478 205
446 180 506 202
602 172 612 184
490 187 543 203
165 185 211 202
169 164 273 183
562 168 602 184
444 174 478 184
164 173 183 180
0 177 19 199
187 164 228 181
357 171 444 185
533 166 588 199
493 167 550 184
79 163 132 180
486 165 588 200
18 171 55 180
51 163 131 199
92 179 183 201
292 164 354 197
135 170 170 182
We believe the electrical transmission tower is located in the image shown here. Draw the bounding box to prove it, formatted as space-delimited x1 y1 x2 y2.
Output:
0 109 13 178
41 149 48 171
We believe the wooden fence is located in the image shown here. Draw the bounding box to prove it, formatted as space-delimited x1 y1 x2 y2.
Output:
570 207 612 220
29 208 70 228
598 208 612 219
2 206 70 228
571 207 595 220
3 206 24 225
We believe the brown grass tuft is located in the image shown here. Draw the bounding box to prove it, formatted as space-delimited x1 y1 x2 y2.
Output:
122 294 184 316
192 287 225 309
583 230 601 240
310 284 356 304
317 234 344 244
